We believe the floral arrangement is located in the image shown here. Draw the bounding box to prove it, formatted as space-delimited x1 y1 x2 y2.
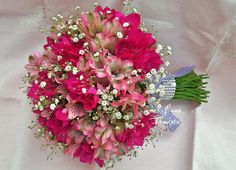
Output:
24 1 209 168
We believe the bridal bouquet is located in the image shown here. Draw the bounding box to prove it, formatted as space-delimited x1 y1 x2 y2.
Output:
24 1 209 168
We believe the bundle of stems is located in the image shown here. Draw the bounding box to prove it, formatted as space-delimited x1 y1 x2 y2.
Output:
173 72 210 103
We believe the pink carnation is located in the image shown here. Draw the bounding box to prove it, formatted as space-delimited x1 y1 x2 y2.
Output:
77 88 99 111
115 29 163 73
63 72 90 96
64 72 99 111
44 35 84 66
73 142 94 164
39 112 72 143
117 113 156 147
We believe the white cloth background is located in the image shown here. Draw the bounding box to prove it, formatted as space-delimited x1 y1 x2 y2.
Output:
0 0 236 170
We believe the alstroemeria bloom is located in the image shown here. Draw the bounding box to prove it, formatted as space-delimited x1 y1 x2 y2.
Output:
25 53 44 76
80 11 123 52
111 92 146 118
74 117 96 137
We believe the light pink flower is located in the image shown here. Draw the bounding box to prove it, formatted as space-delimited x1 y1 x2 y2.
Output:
111 92 146 118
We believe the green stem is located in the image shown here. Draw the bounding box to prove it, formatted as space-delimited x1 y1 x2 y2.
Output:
173 71 210 103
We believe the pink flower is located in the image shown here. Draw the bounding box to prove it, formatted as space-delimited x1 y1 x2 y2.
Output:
25 53 43 76
63 72 90 95
115 29 163 73
95 159 104 167
44 37 54 50
38 116 47 126
64 103 86 119
64 72 99 111
95 6 118 21
78 88 99 111
118 13 141 31
80 9 123 53
27 82 40 100
111 92 146 118
27 72 57 101
80 12 105 39
55 108 68 121
95 7 140 31
74 117 96 137
117 113 156 147
90 118 115 148
74 142 94 164
44 35 84 66
38 112 72 143
89 53 136 93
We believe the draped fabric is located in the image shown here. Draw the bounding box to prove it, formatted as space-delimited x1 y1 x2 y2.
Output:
0 0 236 170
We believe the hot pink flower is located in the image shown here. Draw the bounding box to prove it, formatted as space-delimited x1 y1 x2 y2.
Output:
118 13 141 31
27 82 40 100
78 88 99 111
63 72 90 95
27 72 57 101
38 112 72 143
74 142 94 164
95 159 104 167
44 37 54 50
55 107 68 121
117 113 156 147
44 35 84 66
95 6 119 21
38 116 47 126
64 72 99 111
94 7 140 31
115 29 163 73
